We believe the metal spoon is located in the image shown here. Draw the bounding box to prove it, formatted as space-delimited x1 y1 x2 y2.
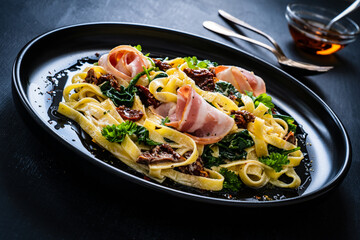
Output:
326 0 360 30
203 20 333 74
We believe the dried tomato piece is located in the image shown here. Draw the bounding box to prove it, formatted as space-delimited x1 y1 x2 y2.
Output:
284 131 296 145
231 110 255 129
177 151 209 178
183 68 215 91
116 105 144 122
85 68 98 84
153 59 172 71
137 144 185 164
85 68 120 91
135 85 160 108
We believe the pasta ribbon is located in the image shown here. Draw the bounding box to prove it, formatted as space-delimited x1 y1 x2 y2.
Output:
162 168 224 191
57 49 306 193
216 93 304 189
142 119 199 170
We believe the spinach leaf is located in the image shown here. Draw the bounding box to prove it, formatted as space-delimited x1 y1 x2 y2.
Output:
202 145 225 168
268 145 300 155
100 67 154 108
214 81 242 103
219 168 242 192
100 81 135 108
202 130 254 167
216 130 254 160
219 130 253 150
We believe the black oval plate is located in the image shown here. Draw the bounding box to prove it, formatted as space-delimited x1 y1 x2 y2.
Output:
12 23 351 207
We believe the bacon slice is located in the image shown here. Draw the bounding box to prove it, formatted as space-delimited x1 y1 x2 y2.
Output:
213 66 266 96
166 85 234 144
98 45 151 82
151 102 177 118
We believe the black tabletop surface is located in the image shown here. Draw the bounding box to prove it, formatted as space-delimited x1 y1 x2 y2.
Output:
2 0 360 239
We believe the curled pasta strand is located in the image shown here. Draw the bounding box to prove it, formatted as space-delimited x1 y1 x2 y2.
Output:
58 51 306 192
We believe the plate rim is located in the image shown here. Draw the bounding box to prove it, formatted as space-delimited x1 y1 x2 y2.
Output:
12 22 352 207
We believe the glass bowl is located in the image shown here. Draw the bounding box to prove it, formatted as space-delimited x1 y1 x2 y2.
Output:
285 3 359 55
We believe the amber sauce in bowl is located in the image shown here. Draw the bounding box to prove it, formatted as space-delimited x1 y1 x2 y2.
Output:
286 4 359 55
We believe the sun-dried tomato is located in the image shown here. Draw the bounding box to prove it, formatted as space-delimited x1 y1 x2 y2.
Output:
137 144 185 165
183 68 215 91
231 110 255 129
116 105 144 122
135 85 160 108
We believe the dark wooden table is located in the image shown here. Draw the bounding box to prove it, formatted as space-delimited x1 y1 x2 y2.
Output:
2 0 360 239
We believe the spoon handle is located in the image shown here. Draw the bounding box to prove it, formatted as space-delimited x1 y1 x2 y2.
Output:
218 9 285 56
326 0 360 29
202 21 282 59
203 21 333 73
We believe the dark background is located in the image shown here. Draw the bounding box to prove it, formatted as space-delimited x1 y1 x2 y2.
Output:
2 0 360 239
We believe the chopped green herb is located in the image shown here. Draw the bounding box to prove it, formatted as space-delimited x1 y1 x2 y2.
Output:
254 93 275 109
202 59 218 68
245 91 274 112
245 91 255 100
147 57 155 67
197 61 208 69
219 168 242 192
133 44 150 57
154 57 169 62
101 121 138 143
184 56 197 69
161 116 170 126
134 45 142 52
259 152 290 172
93 62 99 66
143 66 151 82
101 121 160 146
184 56 218 69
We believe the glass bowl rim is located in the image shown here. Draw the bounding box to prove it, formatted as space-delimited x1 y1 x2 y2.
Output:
286 3 360 37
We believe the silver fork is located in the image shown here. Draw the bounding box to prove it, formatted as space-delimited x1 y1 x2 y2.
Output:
203 12 333 74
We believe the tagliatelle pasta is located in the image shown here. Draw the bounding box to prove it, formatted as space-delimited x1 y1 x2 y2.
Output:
58 45 305 194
